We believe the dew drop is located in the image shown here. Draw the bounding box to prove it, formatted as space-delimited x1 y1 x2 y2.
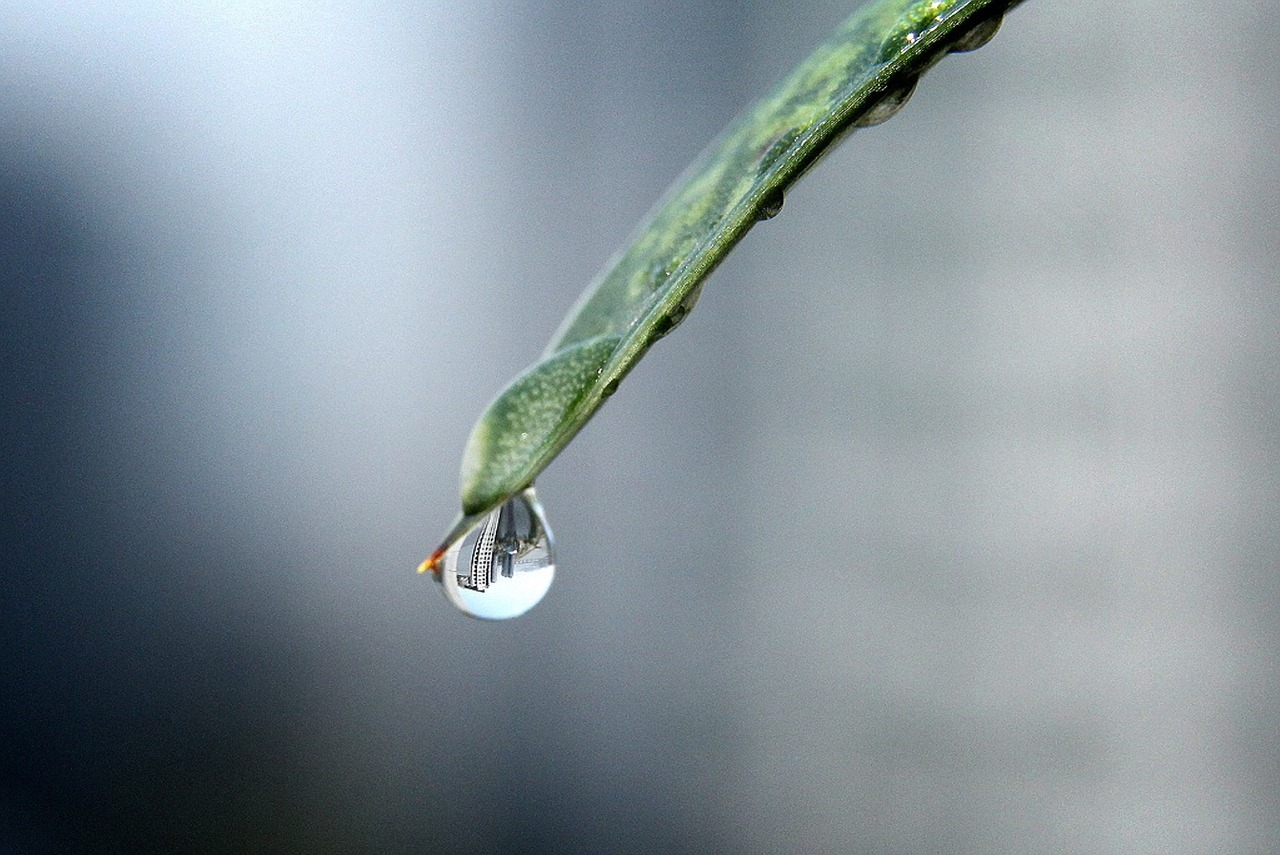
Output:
648 279 705 345
950 14 1002 53
433 487 555 620
758 189 785 221
648 311 680 343
853 76 919 128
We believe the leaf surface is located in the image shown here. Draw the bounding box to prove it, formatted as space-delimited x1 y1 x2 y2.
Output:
445 0 1023 538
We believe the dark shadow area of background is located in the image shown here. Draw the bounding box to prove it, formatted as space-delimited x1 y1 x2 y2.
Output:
0 122 317 852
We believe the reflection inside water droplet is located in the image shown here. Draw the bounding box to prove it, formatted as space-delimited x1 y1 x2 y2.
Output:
854 76 918 128
433 488 555 620
950 14 1002 53
758 189 784 221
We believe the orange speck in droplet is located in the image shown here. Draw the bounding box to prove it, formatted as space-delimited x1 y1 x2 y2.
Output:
417 546 445 575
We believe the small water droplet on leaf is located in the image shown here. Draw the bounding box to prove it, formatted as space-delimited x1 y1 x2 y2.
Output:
854 76 919 128
950 14 1002 53
432 487 555 620
758 190 785 221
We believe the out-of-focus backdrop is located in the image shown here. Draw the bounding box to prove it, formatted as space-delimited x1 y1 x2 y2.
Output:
2 1 1276 851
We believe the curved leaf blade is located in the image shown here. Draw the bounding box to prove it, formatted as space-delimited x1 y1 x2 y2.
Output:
460 334 621 515
438 0 1023 551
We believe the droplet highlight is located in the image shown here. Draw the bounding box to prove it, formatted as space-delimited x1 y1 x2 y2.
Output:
432 487 555 620
876 0 947 63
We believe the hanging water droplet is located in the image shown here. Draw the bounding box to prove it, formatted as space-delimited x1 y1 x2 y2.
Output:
854 76 919 128
649 280 705 346
758 189 785 221
429 487 555 620
950 14 1002 53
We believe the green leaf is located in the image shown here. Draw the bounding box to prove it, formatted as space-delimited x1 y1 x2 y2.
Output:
437 0 1024 547
460 335 621 516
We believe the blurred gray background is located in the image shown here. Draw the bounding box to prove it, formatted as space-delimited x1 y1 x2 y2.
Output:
1 1 1276 852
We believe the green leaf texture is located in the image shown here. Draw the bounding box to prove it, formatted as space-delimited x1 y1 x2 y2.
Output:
449 0 1023 527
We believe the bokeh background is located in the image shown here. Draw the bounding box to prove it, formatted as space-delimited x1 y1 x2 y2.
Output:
2 1 1277 851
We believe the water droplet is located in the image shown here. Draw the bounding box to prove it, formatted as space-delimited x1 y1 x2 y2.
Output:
854 76 919 128
650 301 689 342
950 14 1002 53
758 189 785 221
649 311 680 343
432 487 555 620
647 280 705 345
876 0 948 63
